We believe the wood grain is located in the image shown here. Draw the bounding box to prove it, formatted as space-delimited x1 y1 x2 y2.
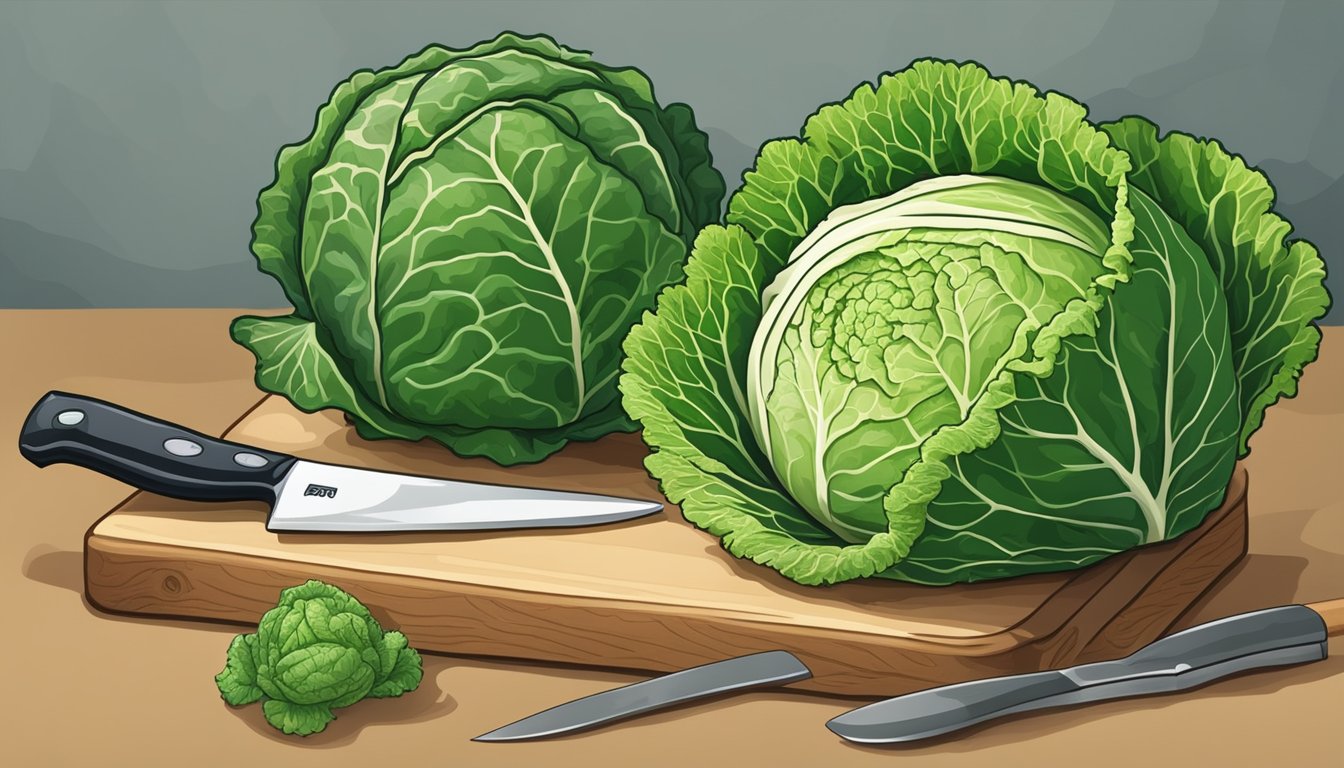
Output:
83 396 1248 696
1074 485 1250 663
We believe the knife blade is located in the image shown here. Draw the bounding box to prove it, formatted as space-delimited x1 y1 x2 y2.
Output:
19 391 662 532
827 600 1343 744
474 651 813 741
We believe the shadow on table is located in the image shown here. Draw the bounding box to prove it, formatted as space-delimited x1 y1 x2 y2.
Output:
22 545 83 593
1179 503 1344 627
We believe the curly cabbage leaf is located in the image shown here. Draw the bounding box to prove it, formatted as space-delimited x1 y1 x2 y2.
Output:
215 580 422 736
233 34 724 465
621 60 1328 585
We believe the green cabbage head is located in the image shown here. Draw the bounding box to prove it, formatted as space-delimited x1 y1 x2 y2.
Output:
232 34 724 464
215 580 423 735
622 60 1330 585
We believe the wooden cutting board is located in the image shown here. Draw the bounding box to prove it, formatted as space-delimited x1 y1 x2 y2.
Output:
84 396 1247 696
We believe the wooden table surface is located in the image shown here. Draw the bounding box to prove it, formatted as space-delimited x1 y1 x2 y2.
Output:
4 309 1342 767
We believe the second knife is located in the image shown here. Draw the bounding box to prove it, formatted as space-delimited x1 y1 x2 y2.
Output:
828 599 1343 744
476 651 813 741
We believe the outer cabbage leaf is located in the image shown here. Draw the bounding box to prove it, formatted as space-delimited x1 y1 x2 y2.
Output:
230 315 625 463
234 34 724 465
731 61 1132 276
888 187 1239 582
261 701 336 737
215 633 264 706
1102 117 1331 455
367 631 424 698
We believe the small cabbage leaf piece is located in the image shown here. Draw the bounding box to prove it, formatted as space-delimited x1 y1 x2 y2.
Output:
233 33 724 465
622 60 1328 585
215 580 423 736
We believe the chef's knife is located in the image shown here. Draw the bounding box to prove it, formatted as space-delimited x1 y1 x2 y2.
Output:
19 391 663 532
474 651 813 741
827 598 1344 744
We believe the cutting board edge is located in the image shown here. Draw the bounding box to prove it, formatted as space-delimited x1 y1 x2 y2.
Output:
83 478 1247 697
78 532 1051 696
83 530 1025 653
81 488 1237 656
82 462 1247 647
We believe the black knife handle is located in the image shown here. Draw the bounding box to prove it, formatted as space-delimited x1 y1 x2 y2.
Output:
19 391 296 503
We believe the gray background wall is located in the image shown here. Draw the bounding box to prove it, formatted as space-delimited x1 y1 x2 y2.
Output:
1 0 1338 320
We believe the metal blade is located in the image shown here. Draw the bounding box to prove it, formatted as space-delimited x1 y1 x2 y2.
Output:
268 460 662 532
826 669 1076 744
474 651 812 742
827 604 1331 744
828 642 1326 744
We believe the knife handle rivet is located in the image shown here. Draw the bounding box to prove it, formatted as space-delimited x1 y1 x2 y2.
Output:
163 438 203 457
233 452 270 468
55 410 85 427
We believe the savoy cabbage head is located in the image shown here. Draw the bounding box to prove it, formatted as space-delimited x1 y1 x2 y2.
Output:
233 34 724 464
621 60 1330 585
